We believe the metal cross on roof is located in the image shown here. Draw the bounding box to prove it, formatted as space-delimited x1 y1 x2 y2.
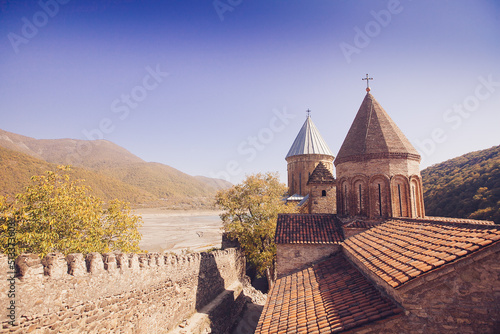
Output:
362 74 373 92
306 109 311 118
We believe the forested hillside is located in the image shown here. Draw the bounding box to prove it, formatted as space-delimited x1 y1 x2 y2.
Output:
422 145 500 224
0 129 231 208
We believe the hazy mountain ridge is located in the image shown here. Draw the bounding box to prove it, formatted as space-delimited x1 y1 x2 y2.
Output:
422 145 500 224
0 129 231 208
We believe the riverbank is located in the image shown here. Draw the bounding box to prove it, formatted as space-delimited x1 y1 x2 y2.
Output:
135 208 223 254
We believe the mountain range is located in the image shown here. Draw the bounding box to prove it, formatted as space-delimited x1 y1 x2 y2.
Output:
1 128 498 218
0 129 231 208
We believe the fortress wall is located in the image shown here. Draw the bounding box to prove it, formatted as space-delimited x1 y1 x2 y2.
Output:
0 248 245 334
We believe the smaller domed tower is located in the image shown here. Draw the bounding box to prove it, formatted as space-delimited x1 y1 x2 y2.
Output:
307 162 336 214
286 112 334 197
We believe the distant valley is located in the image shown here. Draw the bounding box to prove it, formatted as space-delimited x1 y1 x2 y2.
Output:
0 129 231 209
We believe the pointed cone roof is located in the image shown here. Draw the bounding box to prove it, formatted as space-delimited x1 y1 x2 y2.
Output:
335 93 420 165
286 116 333 159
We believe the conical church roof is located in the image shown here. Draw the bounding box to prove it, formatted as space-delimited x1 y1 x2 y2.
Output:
335 93 420 165
286 116 333 159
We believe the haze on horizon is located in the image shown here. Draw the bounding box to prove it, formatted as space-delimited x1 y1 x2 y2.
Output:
1 0 499 184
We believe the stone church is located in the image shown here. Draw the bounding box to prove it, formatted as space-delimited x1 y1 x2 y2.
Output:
255 84 500 333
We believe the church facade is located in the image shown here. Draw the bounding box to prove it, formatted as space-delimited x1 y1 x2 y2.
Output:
256 86 500 333
286 91 425 219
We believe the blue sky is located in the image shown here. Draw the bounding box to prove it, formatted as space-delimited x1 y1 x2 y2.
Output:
1 0 499 184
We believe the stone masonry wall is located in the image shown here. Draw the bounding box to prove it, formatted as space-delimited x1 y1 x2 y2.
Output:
0 248 245 334
344 243 500 334
309 185 336 214
335 157 420 179
335 158 424 218
276 244 340 278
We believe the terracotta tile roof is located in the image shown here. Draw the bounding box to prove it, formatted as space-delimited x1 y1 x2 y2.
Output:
307 162 335 184
255 253 403 333
343 219 500 288
275 214 344 244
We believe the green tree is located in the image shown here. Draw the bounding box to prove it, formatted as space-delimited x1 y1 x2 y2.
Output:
0 166 142 257
215 172 297 287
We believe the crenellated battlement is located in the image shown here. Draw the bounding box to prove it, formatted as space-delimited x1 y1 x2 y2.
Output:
1 248 246 333
6 249 238 280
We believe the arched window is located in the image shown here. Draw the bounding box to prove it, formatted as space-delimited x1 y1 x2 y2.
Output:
353 181 364 215
397 184 403 216
342 182 349 215
369 176 389 218
321 190 327 197
377 184 382 216
391 176 410 217
410 177 423 217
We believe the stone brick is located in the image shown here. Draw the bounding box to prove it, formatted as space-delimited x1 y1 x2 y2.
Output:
128 253 140 270
102 253 117 273
15 254 43 279
42 253 68 278
66 254 86 276
85 253 104 274
277 244 340 277
115 253 128 270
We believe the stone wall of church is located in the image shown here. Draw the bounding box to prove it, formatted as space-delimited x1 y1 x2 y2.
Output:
335 157 421 179
286 154 333 196
1 249 246 334
276 244 340 278
345 243 500 334
335 157 424 218
309 184 336 214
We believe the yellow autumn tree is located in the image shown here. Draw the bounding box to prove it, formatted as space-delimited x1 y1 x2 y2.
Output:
0 166 142 257
215 172 297 287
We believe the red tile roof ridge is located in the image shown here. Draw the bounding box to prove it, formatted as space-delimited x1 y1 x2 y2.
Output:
395 216 495 225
